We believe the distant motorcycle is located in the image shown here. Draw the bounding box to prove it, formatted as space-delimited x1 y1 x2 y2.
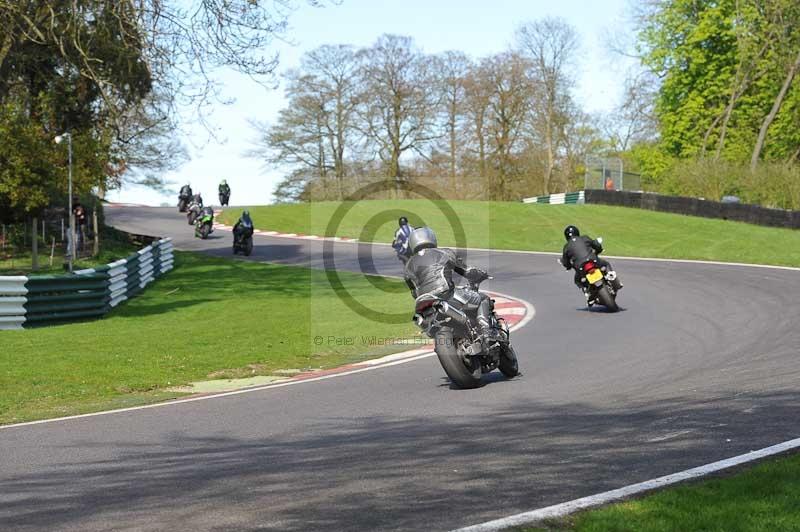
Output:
233 226 253 256
178 186 192 212
392 233 412 265
561 237 620 312
396 245 411 265
219 191 230 207
178 194 191 213
412 270 519 389
195 207 214 239
186 195 203 225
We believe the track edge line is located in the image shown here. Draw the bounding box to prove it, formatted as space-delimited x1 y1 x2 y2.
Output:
452 436 800 532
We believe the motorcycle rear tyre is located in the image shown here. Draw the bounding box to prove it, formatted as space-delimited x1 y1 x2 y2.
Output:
597 285 619 312
435 330 482 389
498 343 520 378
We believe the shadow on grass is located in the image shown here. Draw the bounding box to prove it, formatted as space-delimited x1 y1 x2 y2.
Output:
2 390 799 531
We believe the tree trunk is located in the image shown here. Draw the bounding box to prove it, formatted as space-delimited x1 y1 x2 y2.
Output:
449 121 457 192
751 49 800 171
31 217 39 271
544 123 555 195
789 144 800 163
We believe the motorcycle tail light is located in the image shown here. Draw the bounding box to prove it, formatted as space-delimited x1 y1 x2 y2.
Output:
415 300 436 312
582 262 595 272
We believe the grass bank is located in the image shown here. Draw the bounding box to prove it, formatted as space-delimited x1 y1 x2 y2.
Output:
519 451 800 531
220 201 800 267
0 251 418 424
0 236 138 275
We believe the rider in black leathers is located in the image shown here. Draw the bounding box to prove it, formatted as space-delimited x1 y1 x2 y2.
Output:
404 227 502 342
219 180 231 206
233 210 254 244
561 225 622 292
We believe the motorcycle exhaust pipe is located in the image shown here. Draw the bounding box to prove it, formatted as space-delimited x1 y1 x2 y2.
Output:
437 301 468 325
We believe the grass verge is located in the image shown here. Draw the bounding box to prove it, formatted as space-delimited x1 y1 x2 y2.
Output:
0 251 418 425
0 236 138 275
219 201 800 267
517 451 800 531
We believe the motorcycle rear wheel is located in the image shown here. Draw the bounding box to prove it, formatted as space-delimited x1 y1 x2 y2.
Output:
498 343 520 378
435 330 482 389
597 285 619 312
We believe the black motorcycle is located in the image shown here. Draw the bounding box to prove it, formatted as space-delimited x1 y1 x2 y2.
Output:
178 193 191 213
233 225 254 256
577 257 619 312
413 271 519 389
219 192 230 207
178 186 193 212
562 237 620 312
186 195 203 225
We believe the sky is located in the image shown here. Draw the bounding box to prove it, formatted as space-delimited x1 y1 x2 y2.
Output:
109 0 635 207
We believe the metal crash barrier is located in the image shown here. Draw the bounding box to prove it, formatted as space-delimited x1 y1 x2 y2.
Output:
0 238 174 330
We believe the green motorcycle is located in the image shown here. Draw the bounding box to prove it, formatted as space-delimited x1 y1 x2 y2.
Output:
195 207 214 240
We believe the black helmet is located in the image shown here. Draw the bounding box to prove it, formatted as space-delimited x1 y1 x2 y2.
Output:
564 225 580 240
399 216 408 226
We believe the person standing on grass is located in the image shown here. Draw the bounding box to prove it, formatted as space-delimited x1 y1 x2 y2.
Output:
73 199 87 252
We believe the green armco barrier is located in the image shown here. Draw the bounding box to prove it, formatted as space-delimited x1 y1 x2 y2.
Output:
26 297 109 316
0 237 174 329
26 291 108 305
25 275 109 294
522 191 586 205
24 306 110 325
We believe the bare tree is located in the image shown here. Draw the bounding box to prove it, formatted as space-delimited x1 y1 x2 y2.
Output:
299 45 361 197
250 75 335 197
432 51 472 191
516 17 579 194
462 66 493 182
358 34 440 189
0 1 335 120
249 44 360 200
480 52 532 199
603 69 659 153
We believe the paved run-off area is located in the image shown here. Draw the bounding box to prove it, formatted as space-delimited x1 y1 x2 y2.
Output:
0 206 798 531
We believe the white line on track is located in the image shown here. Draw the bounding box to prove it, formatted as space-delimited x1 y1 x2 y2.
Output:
226 224 800 272
454 436 800 532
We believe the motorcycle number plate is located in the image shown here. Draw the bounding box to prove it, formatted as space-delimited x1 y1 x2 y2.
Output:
586 270 603 284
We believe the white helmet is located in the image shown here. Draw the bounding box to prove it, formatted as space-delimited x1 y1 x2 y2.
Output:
408 227 438 254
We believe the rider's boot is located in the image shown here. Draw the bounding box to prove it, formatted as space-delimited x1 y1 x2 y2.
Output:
477 301 503 344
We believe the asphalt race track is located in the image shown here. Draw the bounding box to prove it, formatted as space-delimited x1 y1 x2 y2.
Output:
2 206 799 531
